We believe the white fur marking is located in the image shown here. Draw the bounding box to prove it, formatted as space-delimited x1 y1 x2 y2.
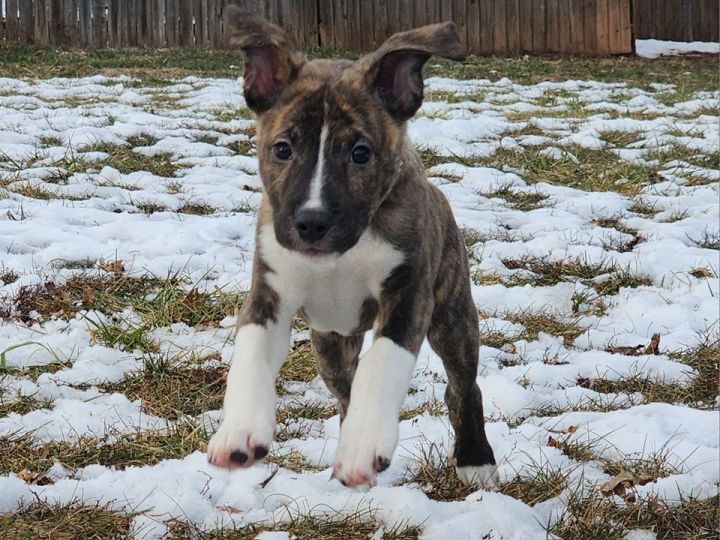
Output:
259 224 404 335
207 320 291 468
333 337 416 487
456 464 500 490
302 124 328 210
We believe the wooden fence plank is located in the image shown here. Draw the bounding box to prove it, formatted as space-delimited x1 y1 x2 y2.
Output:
6 0 19 42
360 0 375 51
478 0 493 53
558 0 572 52
319 0 334 47
595 0 610 54
570 0 584 53
532 0 546 52
518 0 533 53
453 0 468 50
166 0 178 47
467 0 480 53
546 0 560 52
18 0 35 44
178 0 193 47
78 0 91 45
583 0 596 54
34 0 49 45
91 0 106 47
506 0 520 53
493 0 507 53
617 0 632 53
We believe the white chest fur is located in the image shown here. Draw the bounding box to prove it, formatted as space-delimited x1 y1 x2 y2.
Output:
258 224 404 335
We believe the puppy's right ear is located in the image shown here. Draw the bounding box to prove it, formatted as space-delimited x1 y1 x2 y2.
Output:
227 6 304 113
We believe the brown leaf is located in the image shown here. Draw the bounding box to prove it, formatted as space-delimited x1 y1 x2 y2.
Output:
96 257 125 274
690 267 713 279
577 377 592 388
600 471 636 500
606 344 644 356
17 469 54 486
644 333 661 355
547 435 560 448
567 425 578 433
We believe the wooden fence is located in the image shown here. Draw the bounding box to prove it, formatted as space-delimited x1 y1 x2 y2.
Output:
633 0 719 42
1 0 636 54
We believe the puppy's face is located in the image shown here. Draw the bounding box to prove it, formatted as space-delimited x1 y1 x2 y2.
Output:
229 13 465 255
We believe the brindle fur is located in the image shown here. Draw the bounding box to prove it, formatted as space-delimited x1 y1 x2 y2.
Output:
227 7 495 473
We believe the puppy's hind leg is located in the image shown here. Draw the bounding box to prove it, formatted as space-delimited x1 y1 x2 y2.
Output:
427 282 498 489
310 330 363 422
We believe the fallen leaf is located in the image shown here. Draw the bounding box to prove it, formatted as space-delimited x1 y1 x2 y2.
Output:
96 257 125 274
17 469 54 485
690 267 713 278
644 333 661 355
568 425 578 433
547 435 560 448
577 377 592 388
606 344 644 356
600 471 637 501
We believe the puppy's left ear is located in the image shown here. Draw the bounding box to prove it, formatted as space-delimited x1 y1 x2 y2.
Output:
363 22 465 121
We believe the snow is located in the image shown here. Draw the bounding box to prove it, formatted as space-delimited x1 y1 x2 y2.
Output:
636 39 720 59
0 70 718 539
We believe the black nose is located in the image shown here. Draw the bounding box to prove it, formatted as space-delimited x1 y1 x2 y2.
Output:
295 209 332 243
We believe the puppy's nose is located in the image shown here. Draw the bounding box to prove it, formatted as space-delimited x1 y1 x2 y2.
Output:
295 209 332 243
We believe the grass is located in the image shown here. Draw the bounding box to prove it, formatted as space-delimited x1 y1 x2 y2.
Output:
551 491 719 540
479 309 587 348
103 355 226 419
473 146 662 196
0 501 134 540
498 461 570 506
499 255 651 296
0 422 209 475
1 44 716 96
401 443 479 501
168 508 421 539
591 339 719 410
81 138 179 178
483 185 551 210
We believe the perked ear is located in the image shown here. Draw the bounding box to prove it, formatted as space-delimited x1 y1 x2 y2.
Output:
364 22 466 121
227 5 304 113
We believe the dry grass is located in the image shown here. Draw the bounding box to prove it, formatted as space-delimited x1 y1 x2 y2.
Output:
590 339 719 409
484 309 586 348
82 137 178 178
0 422 209 475
400 443 478 502
103 356 226 419
0 501 134 540
498 461 570 506
168 508 421 539
551 491 719 540
483 185 551 211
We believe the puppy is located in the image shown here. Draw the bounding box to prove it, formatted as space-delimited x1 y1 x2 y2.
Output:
208 9 497 489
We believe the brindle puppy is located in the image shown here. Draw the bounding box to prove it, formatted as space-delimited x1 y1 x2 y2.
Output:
207 8 498 489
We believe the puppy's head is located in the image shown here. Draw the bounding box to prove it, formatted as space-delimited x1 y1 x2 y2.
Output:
229 9 464 255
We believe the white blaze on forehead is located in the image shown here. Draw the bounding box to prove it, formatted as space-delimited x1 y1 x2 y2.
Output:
302 124 328 210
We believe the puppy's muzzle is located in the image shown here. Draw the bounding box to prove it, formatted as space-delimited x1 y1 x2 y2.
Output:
295 208 333 243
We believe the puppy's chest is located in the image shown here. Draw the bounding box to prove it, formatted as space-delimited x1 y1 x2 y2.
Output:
260 227 404 335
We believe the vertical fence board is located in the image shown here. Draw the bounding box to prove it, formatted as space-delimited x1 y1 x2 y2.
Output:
466 0 480 53
532 0 546 52
493 0 507 53
453 0 468 50
7 0 19 42
178 0 193 47
166 0 178 47
595 0 610 54
505 0 520 53
35 0 50 45
78 0 91 45
319 0 334 47
373 0 386 49
18 0 35 44
518 0 532 52
583 0 596 54
413 0 426 28
478 0 493 53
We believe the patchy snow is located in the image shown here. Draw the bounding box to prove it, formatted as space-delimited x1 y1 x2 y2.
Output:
636 39 720 59
0 72 718 539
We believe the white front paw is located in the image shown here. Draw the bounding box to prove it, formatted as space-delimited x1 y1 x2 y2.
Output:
332 411 398 489
207 417 274 469
456 464 500 490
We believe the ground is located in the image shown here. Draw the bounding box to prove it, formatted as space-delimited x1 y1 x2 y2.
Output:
0 45 718 540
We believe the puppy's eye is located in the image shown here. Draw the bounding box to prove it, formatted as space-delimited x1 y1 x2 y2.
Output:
351 145 371 164
273 142 292 160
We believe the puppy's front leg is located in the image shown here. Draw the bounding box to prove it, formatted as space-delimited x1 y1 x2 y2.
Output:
207 297 291 469
332 280 432 488
332 336 416 488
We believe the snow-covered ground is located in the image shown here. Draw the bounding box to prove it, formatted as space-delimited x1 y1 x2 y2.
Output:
0 72 718 539
636 38 720 58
